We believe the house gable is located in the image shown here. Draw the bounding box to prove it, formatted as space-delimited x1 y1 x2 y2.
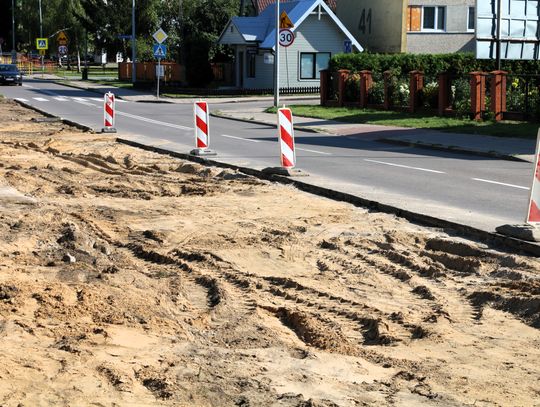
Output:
219 21 250 45
259 0 362 51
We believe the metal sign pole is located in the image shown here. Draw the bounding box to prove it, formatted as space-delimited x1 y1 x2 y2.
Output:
273 0 280 107
157 58 160 99
496 0 502 69
132 0 136 84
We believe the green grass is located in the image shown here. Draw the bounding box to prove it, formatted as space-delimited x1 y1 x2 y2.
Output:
266 105 539 139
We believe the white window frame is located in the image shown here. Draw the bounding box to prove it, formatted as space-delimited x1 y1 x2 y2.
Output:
467 6 475 32
299 52 331 81
421 6 446 32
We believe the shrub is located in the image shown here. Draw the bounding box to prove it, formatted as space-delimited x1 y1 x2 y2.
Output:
420 81 439 109
368 80 385 105
329 52 540 77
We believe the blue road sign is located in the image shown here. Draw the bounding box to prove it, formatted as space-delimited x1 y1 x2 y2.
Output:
117 34 133 40
344 40 352 54
153 44 167 59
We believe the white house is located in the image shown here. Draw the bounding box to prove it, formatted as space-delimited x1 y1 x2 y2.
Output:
217 0 362 90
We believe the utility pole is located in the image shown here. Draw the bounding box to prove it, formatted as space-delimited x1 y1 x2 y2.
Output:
132 0 136 84
273 0 280 107
11 0 16 63
496 0 502 70
39 0 44 74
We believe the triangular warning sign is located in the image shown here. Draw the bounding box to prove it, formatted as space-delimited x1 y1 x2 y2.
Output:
280 11 294 29
57 31 68 43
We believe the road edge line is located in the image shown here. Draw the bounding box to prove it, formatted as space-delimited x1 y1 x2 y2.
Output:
116 137 540 258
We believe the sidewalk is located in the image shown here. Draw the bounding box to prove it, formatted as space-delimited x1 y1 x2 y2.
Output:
48 77 319 105
213 106 538 163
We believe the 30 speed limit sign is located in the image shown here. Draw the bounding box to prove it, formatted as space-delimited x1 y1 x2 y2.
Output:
279 29 295 47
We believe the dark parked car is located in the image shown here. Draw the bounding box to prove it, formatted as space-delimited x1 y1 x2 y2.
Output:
0 64 23 86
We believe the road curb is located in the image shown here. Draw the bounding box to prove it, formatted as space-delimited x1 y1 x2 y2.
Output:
210 111 322 134
378 138 530 163
116 137 540 257
12 99 94 132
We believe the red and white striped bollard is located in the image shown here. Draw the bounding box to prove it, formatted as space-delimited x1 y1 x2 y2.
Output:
101 92 117 133
526 132 540 223
278 107 296 168
190 101 216 156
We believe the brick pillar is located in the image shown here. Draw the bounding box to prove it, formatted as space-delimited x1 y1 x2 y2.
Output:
490 70 507 121
359 70 373 108
470 72 486 121
409 70 424 113
438 73 451 116
337 69 350 107
383 70 393 110
320 69 329 106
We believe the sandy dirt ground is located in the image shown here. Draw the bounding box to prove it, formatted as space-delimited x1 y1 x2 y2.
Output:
0 98 539 406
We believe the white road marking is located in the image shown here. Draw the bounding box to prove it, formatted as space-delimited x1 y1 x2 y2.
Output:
296 147 332 155
33 97 49 102
53 97 69 101
472 178 530 190
116 99 127 103
220 134 261 143
14 98 28 102
90 98 103 102
364 159 445 174
72 97 90 102
22 84 35 89
115 110 192 131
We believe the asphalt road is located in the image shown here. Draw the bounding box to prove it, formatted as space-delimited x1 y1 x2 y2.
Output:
0 79 534 232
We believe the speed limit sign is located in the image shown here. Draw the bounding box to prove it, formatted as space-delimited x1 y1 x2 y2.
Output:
279 28 295 47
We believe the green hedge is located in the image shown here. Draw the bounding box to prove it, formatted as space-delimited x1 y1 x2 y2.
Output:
329 52 540 77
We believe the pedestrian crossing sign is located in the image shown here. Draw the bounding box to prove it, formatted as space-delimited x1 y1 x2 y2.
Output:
36 38 48 50
153 44 167 59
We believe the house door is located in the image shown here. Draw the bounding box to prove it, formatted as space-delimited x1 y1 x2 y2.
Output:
238 51 244 88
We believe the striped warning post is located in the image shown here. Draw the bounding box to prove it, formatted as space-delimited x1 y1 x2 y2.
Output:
278 107 296 168
195 101 209 149
101 92 117 133
526 132 540 223
190 101 216 156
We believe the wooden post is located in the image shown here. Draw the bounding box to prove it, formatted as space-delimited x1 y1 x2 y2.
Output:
383 70 393 110
359 70 373 108
337 69 350 107
470 72 486 121
438 73 451 116
490 70 507 121
320 69 329 106
409 70 424 113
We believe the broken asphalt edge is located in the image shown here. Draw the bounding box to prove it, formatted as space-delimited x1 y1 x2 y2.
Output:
210 111 322 134
12 99 94 133
378 138 531 163
117 137 540 258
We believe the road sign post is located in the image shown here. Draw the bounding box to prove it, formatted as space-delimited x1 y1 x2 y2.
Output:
153 42 167 99
279 29 294 47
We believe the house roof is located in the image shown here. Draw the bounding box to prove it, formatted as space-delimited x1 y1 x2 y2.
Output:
255 0 336 14
219 0 362 52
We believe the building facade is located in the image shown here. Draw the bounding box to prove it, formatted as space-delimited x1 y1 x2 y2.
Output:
336 0 475 54
218 0 362 89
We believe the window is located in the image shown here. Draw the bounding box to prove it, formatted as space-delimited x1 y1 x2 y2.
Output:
300 52 330 80
247 53 256 78
407 6 446 32
422 6 445 30
468 7 475 31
